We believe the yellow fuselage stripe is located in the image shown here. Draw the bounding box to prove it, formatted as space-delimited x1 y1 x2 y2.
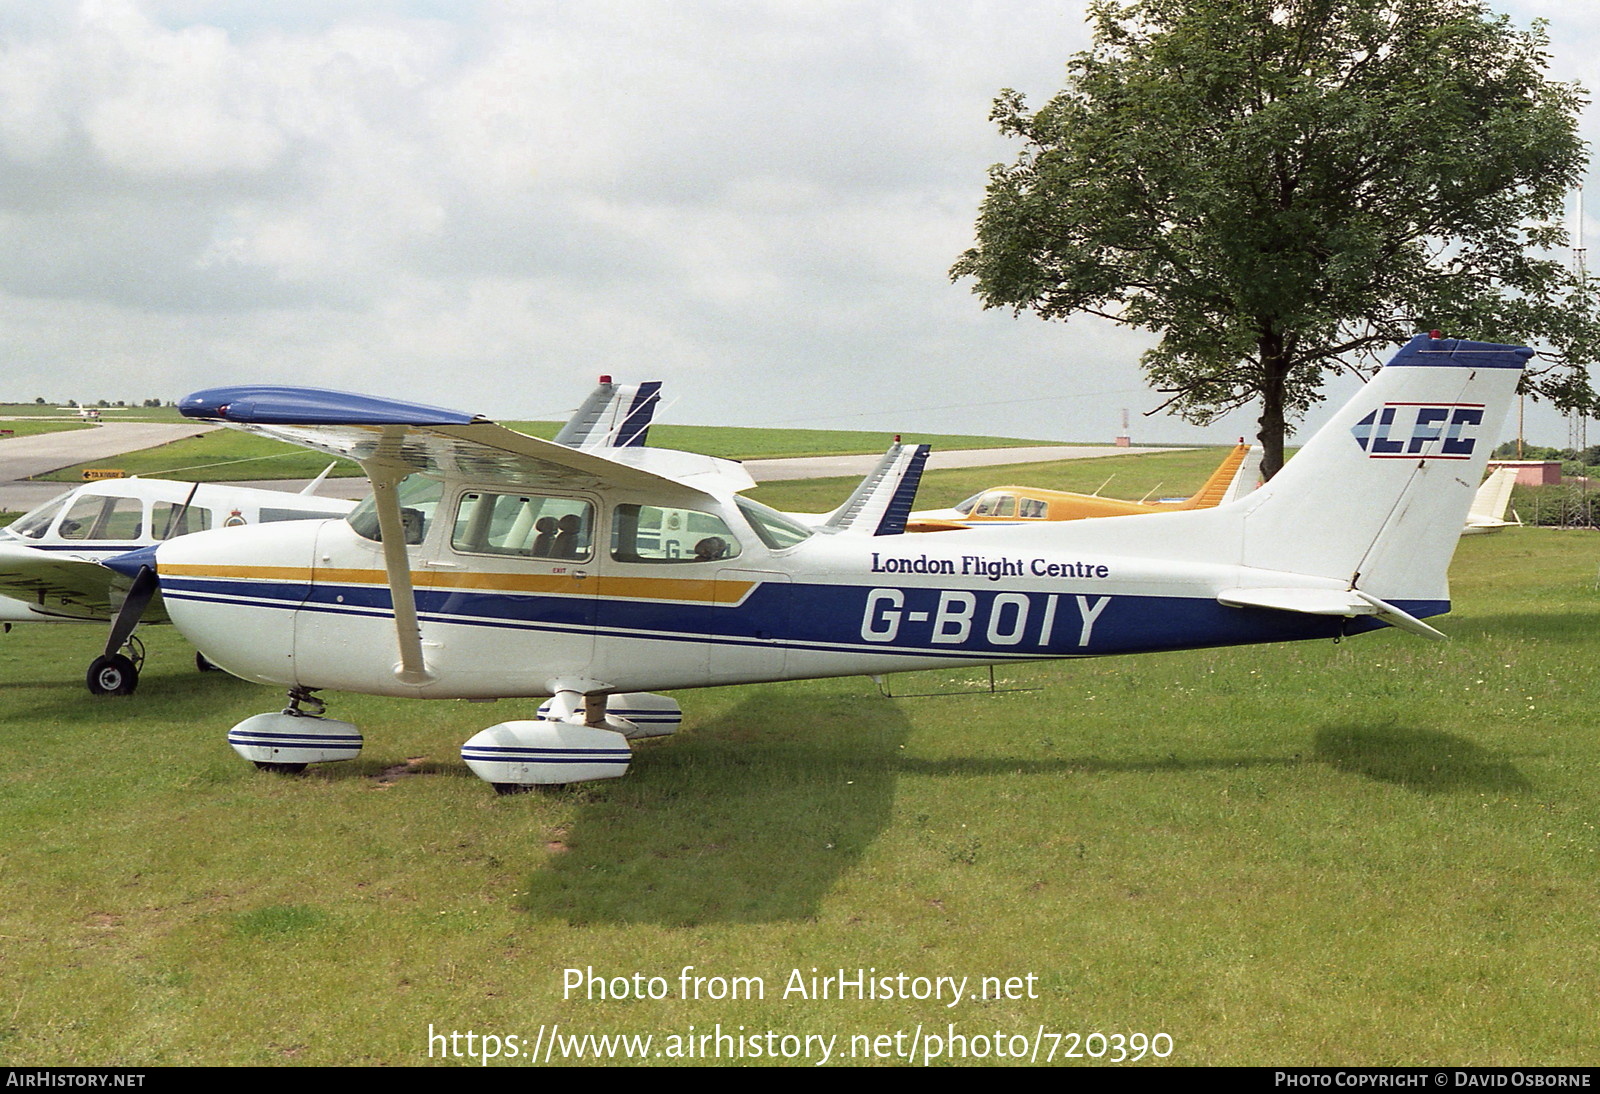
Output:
161 562 754 605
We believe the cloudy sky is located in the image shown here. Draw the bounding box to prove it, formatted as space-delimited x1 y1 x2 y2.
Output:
0 0 1595 446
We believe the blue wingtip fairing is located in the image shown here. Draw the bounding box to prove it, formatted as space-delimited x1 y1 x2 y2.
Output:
178 386 483 426
1386 334 1536 369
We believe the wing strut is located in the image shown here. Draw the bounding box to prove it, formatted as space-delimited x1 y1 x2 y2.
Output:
365 442 435 686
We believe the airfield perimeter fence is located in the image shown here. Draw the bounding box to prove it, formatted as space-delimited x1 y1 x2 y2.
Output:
1512 484 1600 529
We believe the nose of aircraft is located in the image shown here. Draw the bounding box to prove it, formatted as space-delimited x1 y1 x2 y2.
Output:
109 517 328 690
101 544 160 579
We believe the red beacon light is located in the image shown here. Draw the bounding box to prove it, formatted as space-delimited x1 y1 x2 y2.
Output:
1429 330 1443 340
599 374 612 384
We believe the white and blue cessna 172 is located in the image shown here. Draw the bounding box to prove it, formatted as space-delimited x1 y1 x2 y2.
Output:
106 335 1529 792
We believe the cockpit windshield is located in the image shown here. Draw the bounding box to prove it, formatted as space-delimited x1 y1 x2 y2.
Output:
736 496 812 550
4 491 74 540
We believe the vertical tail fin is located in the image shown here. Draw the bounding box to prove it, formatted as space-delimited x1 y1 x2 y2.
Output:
821 442 931 536
1238 335 1530 603
1174 443 1259 509
554 379 663 450
1465 466 1520 532
1217 445 1263 506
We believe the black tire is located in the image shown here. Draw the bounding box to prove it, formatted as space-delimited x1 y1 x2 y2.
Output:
195 651 217 673
253 762 308 775
86 654 138 696
492 782 533 796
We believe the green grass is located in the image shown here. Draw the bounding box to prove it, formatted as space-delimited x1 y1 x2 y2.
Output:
750 446 1244 513
0 405 184 421
1 530 1597 1065
0 421 97 440
35 423 1063 484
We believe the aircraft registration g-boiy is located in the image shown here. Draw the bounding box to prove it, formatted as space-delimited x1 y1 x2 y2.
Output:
104 335 1528 793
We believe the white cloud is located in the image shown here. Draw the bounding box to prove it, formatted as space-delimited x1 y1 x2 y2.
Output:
0 0 1588 447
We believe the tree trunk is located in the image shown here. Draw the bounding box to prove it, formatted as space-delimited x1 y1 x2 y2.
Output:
1256 333 1290 480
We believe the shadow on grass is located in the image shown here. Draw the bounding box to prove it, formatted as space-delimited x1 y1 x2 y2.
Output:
517 688 909 927
1315 724 1530 794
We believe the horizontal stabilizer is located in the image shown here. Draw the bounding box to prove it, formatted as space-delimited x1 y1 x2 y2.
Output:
1465 466 1519 532
1218 587 1446 640
822 443 930 536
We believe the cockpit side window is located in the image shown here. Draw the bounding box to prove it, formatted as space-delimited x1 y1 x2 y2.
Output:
57 495 144 541
611 504 742 564
347 474 443 544
971 492 1016 518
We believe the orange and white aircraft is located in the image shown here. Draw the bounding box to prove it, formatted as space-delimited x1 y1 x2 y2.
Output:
907 443 1262 531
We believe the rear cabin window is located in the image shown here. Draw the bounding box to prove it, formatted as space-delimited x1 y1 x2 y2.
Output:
451 492 594 561
153 502 213 540
611 504 741 564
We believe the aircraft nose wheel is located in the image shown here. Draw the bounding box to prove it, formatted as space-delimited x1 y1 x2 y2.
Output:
86 653 139 696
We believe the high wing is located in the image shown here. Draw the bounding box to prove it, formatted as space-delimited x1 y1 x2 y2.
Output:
174 383 754 687
176 385 751 499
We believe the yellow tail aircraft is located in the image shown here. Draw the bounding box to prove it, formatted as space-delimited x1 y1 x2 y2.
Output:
907 443 1262 532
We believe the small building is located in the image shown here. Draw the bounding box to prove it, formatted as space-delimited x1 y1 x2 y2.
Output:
1487 460 1562 486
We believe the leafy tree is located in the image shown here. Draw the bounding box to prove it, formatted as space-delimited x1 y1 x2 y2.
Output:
952 0 1598 477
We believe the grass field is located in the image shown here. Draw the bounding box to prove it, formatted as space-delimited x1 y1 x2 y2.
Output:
750 446 1246 514
0 421 97 440
1 520 1596 1066
0 406 183 422
35 422 1067 484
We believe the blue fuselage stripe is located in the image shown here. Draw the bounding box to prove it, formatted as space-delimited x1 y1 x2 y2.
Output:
160 574 1444 660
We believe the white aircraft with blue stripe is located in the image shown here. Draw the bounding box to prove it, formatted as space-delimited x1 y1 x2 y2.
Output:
0 474 356 694
106 335 1529 791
